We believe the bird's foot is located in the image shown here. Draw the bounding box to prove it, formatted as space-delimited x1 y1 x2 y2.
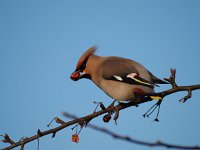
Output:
143 100 162 122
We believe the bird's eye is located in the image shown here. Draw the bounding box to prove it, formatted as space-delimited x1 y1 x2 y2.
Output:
78 61 87 71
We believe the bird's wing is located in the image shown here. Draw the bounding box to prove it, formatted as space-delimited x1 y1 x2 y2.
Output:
148 71 169 84
101 58 154 88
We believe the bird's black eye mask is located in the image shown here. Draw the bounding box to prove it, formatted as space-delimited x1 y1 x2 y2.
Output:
75 60 87 72
74 59 91 80
80 74 91 80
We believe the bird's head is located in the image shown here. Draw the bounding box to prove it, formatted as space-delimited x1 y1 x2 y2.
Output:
70 46 97 81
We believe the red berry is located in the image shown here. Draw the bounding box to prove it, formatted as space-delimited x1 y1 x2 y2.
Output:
70 72 80 81
72 134 79 143
103 114 111 123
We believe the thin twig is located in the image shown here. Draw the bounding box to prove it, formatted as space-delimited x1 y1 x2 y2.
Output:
63 112 200 150
1 69 200 150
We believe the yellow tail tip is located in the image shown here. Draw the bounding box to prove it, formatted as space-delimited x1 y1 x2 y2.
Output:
150 96 163 100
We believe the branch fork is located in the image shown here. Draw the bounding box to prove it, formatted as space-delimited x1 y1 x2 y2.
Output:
164 68 178 88
1 68 200 150
179 89 192 103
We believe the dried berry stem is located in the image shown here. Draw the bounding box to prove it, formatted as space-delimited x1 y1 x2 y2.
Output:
1 69 200 150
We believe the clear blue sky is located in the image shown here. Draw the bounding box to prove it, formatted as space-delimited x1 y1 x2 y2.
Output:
1 1 200 150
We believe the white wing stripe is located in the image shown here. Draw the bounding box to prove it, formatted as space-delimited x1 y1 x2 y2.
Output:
127 73 152 86
113 75 123 81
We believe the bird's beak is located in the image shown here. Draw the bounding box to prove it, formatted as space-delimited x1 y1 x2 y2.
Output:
70 70 91 81
70 71 81 81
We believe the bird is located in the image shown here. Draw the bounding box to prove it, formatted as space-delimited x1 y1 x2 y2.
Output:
70 46 168 103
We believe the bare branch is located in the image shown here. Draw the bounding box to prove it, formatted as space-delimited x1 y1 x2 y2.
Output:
1 69 200 150
164 68 178 88
179 89 192 103
63 112 200 150
0 134 15 145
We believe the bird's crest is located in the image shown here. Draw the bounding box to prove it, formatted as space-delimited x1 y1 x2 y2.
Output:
76 46 97 71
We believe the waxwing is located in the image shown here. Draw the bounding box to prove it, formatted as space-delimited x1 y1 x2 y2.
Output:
70 46 168 102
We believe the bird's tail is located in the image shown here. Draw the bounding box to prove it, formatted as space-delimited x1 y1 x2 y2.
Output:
149 71 169 84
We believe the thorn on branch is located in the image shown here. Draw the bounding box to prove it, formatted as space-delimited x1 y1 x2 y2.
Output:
164 68 178 88
52 132 56 138
37 129 42 137
179 89 192 103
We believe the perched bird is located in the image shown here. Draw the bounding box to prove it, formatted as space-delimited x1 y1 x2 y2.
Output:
70 46 168 103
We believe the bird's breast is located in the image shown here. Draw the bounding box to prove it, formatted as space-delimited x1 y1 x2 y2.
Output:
93 79 154 102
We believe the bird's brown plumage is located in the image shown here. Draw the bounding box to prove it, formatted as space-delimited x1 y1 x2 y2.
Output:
71 46 168 102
